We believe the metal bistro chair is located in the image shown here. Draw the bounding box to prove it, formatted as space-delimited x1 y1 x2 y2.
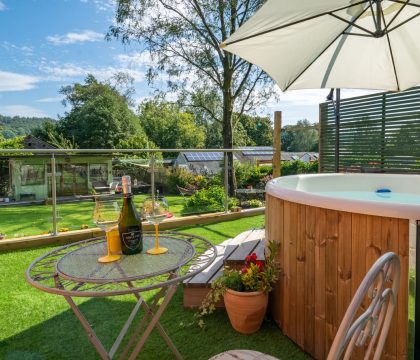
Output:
210 252 401 360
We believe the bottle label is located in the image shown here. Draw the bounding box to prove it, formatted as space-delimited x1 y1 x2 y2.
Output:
121 230 142 251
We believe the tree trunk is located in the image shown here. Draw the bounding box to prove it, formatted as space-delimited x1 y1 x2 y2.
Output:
223 91 236 197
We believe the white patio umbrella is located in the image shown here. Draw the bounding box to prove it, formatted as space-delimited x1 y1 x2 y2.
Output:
221 0 420 92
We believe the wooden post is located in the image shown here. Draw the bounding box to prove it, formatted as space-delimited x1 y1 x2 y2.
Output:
273 111 282 178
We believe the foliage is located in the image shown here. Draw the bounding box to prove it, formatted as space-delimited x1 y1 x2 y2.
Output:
167 168 196 194
196 111 273 148
31 121 59 142
32 121 78 149
281 160 318 176
109 0 277 196
138 100 205 151
0 115 55 139
197 241 279 322
246 199 264 208
47 131 79 149
192 175 208 189
235 163 273 189
58 75 143 149
0 136 24 149
237 114 273 146
117 134 160 159
182 186 237 215
282 119 319 152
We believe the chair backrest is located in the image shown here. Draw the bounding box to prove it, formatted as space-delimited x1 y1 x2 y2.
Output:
327 252 401 360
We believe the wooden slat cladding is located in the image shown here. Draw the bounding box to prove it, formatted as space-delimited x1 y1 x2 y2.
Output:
266 195 409 360
319 86 420 173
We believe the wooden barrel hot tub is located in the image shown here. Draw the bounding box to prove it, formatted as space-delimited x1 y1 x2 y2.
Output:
265 173 417 360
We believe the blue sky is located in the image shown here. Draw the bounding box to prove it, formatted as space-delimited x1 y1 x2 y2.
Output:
0 0 374 126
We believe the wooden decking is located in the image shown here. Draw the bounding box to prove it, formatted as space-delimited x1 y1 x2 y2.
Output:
183 229 265 309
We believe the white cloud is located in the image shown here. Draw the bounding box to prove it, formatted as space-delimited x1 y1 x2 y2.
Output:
1 41 33 55
115 52 156 68
35 96 63 103
0 105 49 118
47 30 104 45
81 0 115 12
0 1 5 11
39 62 144 83
0 71 39 92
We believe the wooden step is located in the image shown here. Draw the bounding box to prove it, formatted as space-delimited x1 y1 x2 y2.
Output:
183 229 265 309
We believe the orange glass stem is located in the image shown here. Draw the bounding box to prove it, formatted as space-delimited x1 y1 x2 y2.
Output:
106 231 112 255
155 224 159 248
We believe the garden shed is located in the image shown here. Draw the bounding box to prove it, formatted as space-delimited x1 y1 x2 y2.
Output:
9 156 113 201
5 136 112 201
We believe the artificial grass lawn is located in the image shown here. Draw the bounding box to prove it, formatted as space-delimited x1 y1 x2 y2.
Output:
0 195 185 238
0 215 310 360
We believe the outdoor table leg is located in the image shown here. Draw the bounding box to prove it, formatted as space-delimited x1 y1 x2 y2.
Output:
127 283 180 360
132 290 183 359
117 276 182 359
63 295 111 360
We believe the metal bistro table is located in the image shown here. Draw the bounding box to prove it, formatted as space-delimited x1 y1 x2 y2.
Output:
26 232 216 360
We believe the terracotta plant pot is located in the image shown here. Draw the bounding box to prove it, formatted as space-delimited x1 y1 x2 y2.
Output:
224 288 268 334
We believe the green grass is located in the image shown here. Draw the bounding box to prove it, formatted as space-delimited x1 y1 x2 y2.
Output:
0 195 185 238
0 215 309 360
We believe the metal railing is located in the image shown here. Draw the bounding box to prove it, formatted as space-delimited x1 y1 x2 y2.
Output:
0 147 273 236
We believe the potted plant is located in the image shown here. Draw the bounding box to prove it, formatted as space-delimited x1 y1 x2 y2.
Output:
197 241 279 334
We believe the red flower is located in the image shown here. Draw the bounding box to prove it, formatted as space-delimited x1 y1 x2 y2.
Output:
256 260 265 272
241 266 248 274
250 253 257 261
245 255 251 263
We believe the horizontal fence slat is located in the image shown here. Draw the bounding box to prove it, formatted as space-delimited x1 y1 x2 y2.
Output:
320 86 420 173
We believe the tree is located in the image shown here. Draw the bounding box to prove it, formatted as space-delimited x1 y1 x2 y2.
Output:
58 75 143 149
199 112 273 148
139 100 205 150
0 135 24 149
237 114 273 146
108 0 276 195
0 115 55 139
282 120 319 152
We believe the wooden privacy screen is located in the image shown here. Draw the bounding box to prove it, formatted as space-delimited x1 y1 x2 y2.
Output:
319 86 420 173
266 195 409 360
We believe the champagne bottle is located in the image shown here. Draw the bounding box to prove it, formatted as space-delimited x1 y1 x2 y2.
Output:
118 175 143 255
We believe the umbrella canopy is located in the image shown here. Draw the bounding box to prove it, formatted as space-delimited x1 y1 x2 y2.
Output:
221 0 420 91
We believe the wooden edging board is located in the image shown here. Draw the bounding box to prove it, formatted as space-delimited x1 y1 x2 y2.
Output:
0 207 265 251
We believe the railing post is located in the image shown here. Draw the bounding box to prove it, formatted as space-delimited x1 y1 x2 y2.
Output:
273 111 282 178
224 152 229 213
150 154 155 196
51 154 58 236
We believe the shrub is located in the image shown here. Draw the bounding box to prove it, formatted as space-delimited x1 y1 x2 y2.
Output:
167 168 196 194
191 175 208 189
235 163 267 188
246 199 264 208
281 160 318 176
182 185 238 215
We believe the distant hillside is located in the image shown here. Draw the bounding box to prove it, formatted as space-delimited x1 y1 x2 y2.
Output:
0 115 55 139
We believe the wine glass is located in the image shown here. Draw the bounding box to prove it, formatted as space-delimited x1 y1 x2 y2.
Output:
93 197 121 263
142 195 170 255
